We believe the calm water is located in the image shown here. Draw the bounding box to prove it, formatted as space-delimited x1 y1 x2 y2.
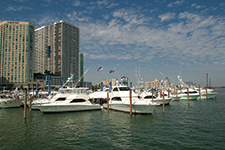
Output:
1 89 225 150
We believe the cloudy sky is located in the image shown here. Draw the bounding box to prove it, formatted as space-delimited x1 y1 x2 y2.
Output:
1 0 225 87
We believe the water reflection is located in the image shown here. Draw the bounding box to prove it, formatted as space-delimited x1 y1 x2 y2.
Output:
0 89 225 150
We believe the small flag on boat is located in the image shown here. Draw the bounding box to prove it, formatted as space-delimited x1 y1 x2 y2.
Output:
101 82 103 91
109 68 115 73
48 82 51 94
61 82 63 88
110 82 112 92
97 66 103 72
36 82 39 95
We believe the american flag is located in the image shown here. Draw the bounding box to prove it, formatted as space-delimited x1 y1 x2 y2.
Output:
97 66 103 71
109 68 115 73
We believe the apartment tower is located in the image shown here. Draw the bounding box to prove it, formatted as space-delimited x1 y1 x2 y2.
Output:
0 21 35 83
34 20 80 81
79 53 84 86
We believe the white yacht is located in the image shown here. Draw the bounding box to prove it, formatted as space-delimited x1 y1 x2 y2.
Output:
197 88 217 100
179 88 199 100
140 89 172 105
176 76 199 100
36 87 101 113
103 84 159 114
0 93 24 108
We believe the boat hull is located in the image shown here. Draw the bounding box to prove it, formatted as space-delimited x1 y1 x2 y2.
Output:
154 98 172 105
197 93 217 100
171 95 183 101
0 99 23 108
38 104 101 113
103 103 157 114
180 94 199 100
29 99 50 110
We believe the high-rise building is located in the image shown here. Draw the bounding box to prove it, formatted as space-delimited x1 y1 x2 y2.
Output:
79 53 84 86
0 21 35 83
34 20 80 81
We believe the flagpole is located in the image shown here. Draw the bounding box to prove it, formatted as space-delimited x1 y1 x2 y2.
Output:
113 65 121 79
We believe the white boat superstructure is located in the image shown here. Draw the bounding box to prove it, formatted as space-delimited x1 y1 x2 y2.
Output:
169 87 184 101
140 89 172 105
176 76 199 100
89 87 110 104
179 88 199 100
32 72 101 113
103 85 159 114
28 91 57 109
36 87 101 113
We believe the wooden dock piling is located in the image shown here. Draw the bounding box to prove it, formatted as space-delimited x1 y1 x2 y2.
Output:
107 93 109 112
152 90 153 102
29 95 33 112
199 85 201 101
160 89 162 98
176 88 178 101
168 88 170 98
24 91 27 119
163 92 165 113
187 88 190 104
130 89 132 116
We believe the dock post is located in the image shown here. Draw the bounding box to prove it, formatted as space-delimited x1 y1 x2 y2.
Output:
206 88 208 100
152 90 154 102
24 91 27 119
176 88 178 101
168 88 170 98
198 85 201 101
173 86 175 94
129 89 132 116
160 89 162 98
163 92 165 113
187 88 190 104
107 93 109 112
29 95 33 112
214 88 216 99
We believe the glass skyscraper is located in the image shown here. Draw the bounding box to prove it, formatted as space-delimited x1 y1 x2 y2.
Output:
0 21 35 83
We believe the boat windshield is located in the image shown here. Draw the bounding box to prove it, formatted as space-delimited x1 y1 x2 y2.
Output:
111 97 122 101
70 99 86 103
184 91 198 94
119 87 130 91
144 95 156 99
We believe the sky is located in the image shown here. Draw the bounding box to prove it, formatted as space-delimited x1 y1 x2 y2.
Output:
1 0 225 87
